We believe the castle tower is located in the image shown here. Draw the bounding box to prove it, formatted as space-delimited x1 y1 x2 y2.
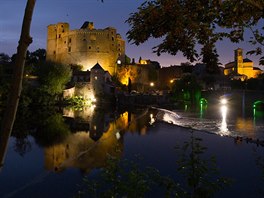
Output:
46 21 125 76
90 63 105 96
234 48 243 72
46 22 69 62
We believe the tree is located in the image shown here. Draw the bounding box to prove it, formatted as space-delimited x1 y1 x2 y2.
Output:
0 53 11 65
37 61 72 96
0 0 36 168
26 48 46 74
172 74 201 105
126 0 264 73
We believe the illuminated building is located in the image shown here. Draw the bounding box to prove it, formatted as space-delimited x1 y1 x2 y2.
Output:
63 62 115 100
46 21 125 75
224 48 262 79
117 58 160 92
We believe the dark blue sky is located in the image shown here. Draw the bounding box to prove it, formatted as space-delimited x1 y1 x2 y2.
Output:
0 0 263 68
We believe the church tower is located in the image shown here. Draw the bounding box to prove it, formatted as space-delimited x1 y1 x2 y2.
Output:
234 48 243 73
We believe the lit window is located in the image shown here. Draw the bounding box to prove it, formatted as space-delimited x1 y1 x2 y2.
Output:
95 76 97 80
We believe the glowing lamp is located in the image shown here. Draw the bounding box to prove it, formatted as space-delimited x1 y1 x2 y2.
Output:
220 98 227 105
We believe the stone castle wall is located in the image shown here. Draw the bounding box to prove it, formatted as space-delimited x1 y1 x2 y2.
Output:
46 22 125 75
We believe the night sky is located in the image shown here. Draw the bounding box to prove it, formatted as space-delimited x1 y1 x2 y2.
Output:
0 0 263 68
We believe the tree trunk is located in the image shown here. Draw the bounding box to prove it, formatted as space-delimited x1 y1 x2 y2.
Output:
0 0 36 170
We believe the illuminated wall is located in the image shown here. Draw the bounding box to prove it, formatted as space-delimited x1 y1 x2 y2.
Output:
224 48 262 79
43 111 129 172
117 64 158 92
46 21 125 75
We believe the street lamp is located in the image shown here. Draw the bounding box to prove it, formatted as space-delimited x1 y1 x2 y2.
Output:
115 60 121 75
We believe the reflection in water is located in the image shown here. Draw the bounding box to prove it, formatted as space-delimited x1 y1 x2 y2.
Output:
153 104 264 140
156 107 181 125
44 107 152 173
3 103 264 175
236 118 255 138
219 105 229 136
149 113 155 125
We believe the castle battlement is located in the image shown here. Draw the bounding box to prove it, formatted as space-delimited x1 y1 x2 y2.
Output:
46 21 125 75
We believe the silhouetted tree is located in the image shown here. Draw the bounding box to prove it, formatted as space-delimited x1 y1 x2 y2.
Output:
0 0 35 168
126 0 264 73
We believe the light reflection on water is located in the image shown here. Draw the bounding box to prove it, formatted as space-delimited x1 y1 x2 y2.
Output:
154 104 264 140
1 105 264 197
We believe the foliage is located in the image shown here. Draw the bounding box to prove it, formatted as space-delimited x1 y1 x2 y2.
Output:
125 54 131 64
230 74 264 90
126 0 264 71
78 155 185 198
148 65 158 82
0 53 11 65
64 96 96 110
0 53 13 82
11 49 46 75
70 63 83 72
78 133 231 198
175 132 232 198
26 48 46 75
172 74 202 104
32 113 70 147
37 61 72 96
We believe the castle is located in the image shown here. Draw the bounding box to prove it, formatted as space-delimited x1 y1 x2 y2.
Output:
224 48 262 79
46 21 125 75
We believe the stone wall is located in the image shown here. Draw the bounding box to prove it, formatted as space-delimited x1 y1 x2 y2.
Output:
46 22 125 75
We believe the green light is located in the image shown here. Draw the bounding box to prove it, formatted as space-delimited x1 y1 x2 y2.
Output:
199 98 207 105
253 100 264 111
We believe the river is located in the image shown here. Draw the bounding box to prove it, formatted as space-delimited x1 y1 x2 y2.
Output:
0 104 263 197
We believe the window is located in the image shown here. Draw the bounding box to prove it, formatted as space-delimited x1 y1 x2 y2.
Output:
89 46 91 49
69 38 71 43
68 47 71 52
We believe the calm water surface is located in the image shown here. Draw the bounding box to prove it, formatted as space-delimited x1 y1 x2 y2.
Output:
0 104 264 197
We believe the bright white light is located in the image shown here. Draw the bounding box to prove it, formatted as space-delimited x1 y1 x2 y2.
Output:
221 105 227 119
116 131 121 140
149 113 155 125
220 98 227 105
150 82 154 87
219 105 229 135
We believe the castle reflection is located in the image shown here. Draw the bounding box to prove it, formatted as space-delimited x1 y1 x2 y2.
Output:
44 107 154 173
